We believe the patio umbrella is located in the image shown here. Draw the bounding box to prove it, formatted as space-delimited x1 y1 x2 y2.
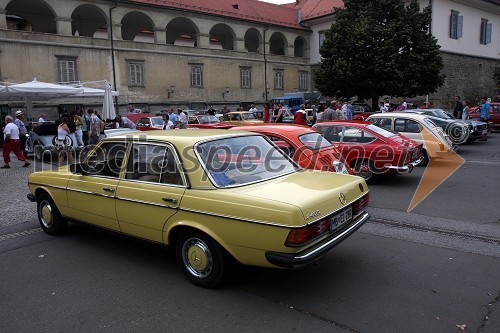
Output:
72 86 119 97
101 82 116 120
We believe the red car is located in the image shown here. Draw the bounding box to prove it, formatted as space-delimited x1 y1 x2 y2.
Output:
231 124 353 174
188 114 234 129
469 103 499 131
134 116 164 131
313 120 423 183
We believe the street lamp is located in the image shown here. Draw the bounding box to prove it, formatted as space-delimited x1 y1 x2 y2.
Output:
222 87 230 99
168 85 175 98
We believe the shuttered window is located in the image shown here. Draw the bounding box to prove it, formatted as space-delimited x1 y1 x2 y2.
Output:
299 72 308 91
450 10 463 39
190 65 203 87
480 19 492 44
274 70 283 90
241 68 251 88
58 58 77 83
128 62 144 86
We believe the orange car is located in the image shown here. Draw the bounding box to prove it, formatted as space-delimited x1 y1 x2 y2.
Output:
231 124 352 174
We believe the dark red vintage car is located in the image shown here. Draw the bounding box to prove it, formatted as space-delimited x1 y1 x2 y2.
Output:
231 124 353 174
469 103 499 131
188 114 234 129
314 120 423 183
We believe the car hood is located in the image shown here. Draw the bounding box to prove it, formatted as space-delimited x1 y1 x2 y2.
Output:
224 171 367 226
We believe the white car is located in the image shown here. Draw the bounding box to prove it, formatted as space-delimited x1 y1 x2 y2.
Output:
367 112 455 166
26 121 80 161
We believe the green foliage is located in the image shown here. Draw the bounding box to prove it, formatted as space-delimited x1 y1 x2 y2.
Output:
314 0 445 104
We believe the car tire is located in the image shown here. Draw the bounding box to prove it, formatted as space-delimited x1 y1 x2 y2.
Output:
37 193 67 235
176 231 227 288
353 159 377 184
417 149 429 167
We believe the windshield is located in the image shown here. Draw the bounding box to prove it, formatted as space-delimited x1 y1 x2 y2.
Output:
198 115 220 124
151 118 164 126
423 118 438 128
366 124 397 138
298 132 333 150
196 135 297 187
242 113 256 120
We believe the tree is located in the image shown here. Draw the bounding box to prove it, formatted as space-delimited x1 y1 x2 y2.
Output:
314 0 445 109
494 62 500 88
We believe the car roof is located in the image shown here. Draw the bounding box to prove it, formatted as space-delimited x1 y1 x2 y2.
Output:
315 120 372 126
106 129 254 144
368 112 429 119
235 124 313 134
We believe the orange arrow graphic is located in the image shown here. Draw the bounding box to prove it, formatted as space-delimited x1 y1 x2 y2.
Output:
408 128 465 212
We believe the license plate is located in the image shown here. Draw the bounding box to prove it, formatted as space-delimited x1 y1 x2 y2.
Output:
482 129 487 135
329 207 352 232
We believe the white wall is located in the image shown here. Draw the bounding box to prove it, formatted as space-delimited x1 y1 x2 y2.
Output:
308 21 332 65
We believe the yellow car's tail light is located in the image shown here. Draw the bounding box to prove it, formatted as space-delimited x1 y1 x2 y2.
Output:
285 220 329 247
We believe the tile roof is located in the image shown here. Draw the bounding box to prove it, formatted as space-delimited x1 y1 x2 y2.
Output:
129 0 307 29
297 0 343 21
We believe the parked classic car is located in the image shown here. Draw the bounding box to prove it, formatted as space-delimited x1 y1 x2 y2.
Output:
367 112 454 166
27 130 370 288
464 103 499 132
314 121 423 183
188 114 234 129
351 103 378 120
272 107 294 123
404 109 485 143
222 111 263 125
26 121 80 161
232 124 352 174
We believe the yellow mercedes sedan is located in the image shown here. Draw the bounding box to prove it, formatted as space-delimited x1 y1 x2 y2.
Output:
27 130 370 288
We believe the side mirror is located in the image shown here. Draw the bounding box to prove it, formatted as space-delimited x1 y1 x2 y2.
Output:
70 162 86 175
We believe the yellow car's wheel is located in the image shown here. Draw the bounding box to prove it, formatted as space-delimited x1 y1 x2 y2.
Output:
176 232 226 288
37 193 67 235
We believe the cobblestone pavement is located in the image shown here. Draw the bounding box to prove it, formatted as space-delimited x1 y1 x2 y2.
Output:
0 155 56 228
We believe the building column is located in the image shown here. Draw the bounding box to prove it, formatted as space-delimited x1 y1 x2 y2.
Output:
198 34 210 48
0 10 6 30
155 28 166 44
235 38 246 52
56 17 72 36
112 23 122 40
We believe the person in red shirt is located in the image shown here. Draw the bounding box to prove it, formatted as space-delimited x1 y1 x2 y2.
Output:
294 104 307 126
263 103 271 123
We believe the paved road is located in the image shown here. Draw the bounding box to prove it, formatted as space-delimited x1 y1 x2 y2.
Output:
0 133 499 332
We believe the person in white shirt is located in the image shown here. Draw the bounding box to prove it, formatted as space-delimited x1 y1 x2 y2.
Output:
176 109 188 129
1 115 30 168
249 104 258 114
38 114 46 122
162 114 174 129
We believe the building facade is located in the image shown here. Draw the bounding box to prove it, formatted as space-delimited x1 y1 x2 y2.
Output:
0 0 311 119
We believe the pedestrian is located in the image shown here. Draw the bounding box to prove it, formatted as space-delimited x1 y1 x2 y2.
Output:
462 100 470 120
249 104 258 114
38 113 46 122
13 110 28 158
335 101 345 120
479 97 491 140
80 109 90 146
346 100 354 120
1 115 30 168
167 107 178 125
263 103 271 123
121 116 136 129
71 111 84 147
453 95 463 119
322 101 337 121
128 104 141 114
294 104 307 125
56 117 74 166
88 109 100 145
176 108 187 129
207 106 215 116
221 105 230 115
162 114 174 129
316 105 325 123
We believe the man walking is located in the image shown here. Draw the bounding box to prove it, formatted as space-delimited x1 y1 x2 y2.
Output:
453 96 463 119
2 115 30 168
13 110 27 158
176 109 188 129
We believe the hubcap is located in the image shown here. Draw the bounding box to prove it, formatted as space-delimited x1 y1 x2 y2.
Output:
356 162 372 180
39 200 53 229
182 238 213 278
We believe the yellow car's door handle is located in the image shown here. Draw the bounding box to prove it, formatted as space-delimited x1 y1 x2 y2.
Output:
162 197 177 203
103 187 114 193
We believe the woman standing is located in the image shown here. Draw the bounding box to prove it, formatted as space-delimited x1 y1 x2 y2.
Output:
462 101 470 120
57 117 75 166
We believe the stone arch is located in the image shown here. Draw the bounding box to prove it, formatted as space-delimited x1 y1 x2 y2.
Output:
71 4 108 38
6 0 56 33
269 32 287 56
121 11 155 43
209 23 235 50
244 28 261 53
166 17 199 47
294 36 307 57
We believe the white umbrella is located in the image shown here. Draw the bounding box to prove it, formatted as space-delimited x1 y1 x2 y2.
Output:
72 86 119 97
6 78 84 98
101 82 116 120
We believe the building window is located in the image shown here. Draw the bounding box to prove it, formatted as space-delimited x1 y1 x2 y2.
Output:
480 19 492 44
299 72 308 91
128 61 144 86
319 31 326 47
274 70 283 90
57 57 77 83
240 68 251 88
190 65 203 87
450 10 463 39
